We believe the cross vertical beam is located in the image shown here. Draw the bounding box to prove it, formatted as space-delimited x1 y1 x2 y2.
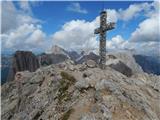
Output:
94 11 115 69
99 11 107 69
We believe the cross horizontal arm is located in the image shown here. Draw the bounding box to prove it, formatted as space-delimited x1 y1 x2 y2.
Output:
94 22 115 34
106 22 115 31
94 28 100 34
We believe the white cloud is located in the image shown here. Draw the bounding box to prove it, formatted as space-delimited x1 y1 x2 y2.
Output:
67 2 88 14
1 1 46 52
107 14 159 56
18 1 32 14
106 35 125 49
107 9 118 22
1 1 159 57
127 9 159 56
146 1 160 18
130 16 159 42
1 1 18 33
106 2 155 22
25 28 46 46
118 2 152 21
1 24 46 51
99 2 155 25
1 1 40 33
52 18 99 52
18 1 41 14
51 1 159 56
106 34 160 57
105 1 159 56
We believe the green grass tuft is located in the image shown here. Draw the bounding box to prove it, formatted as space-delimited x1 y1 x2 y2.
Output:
57 71 76 104
60 71 76 83
61 108 74 120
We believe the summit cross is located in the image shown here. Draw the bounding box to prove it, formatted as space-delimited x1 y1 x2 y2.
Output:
94 10 115 69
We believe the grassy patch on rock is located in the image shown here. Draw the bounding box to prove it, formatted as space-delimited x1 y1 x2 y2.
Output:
57 71 76 104
61 108 74 120
60 71 76 83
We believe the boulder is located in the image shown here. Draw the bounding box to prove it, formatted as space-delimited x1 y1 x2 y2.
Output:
75 79 90 90
86 60 96 68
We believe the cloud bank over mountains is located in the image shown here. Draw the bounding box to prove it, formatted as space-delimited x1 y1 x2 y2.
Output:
52 1 159 56
1 1 159 56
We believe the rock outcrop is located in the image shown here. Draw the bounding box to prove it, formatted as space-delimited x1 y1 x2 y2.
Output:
67 51 80 61
38 45 70 66
38 45 80 66
76 52 100 64
107 51 143 74
7 51 40 81
86 60 97 68
50 45 69 56
106 59 132 77
38 53 69 66
2 62 160 120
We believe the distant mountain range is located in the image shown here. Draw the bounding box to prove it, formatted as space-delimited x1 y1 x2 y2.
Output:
1 54 12 84
1 45 160 84
133 55 160 75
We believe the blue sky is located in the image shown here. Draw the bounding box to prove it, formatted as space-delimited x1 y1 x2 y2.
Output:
14 1 151 39
1 1 159 56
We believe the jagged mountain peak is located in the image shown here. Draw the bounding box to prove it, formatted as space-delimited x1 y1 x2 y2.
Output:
51 45 68 55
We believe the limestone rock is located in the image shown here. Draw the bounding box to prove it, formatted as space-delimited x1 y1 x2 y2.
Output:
75 79 90 90
38 53 69 66
2 62 160 120
7 51 39 81
76 52 100 64
80 114 96 120
107 51 143 74
106 59 133 77
86 60 97 68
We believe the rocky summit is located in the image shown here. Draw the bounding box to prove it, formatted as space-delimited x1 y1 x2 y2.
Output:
1 59 160 120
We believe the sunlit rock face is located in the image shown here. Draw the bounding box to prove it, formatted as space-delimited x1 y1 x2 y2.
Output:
106 51 144 74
